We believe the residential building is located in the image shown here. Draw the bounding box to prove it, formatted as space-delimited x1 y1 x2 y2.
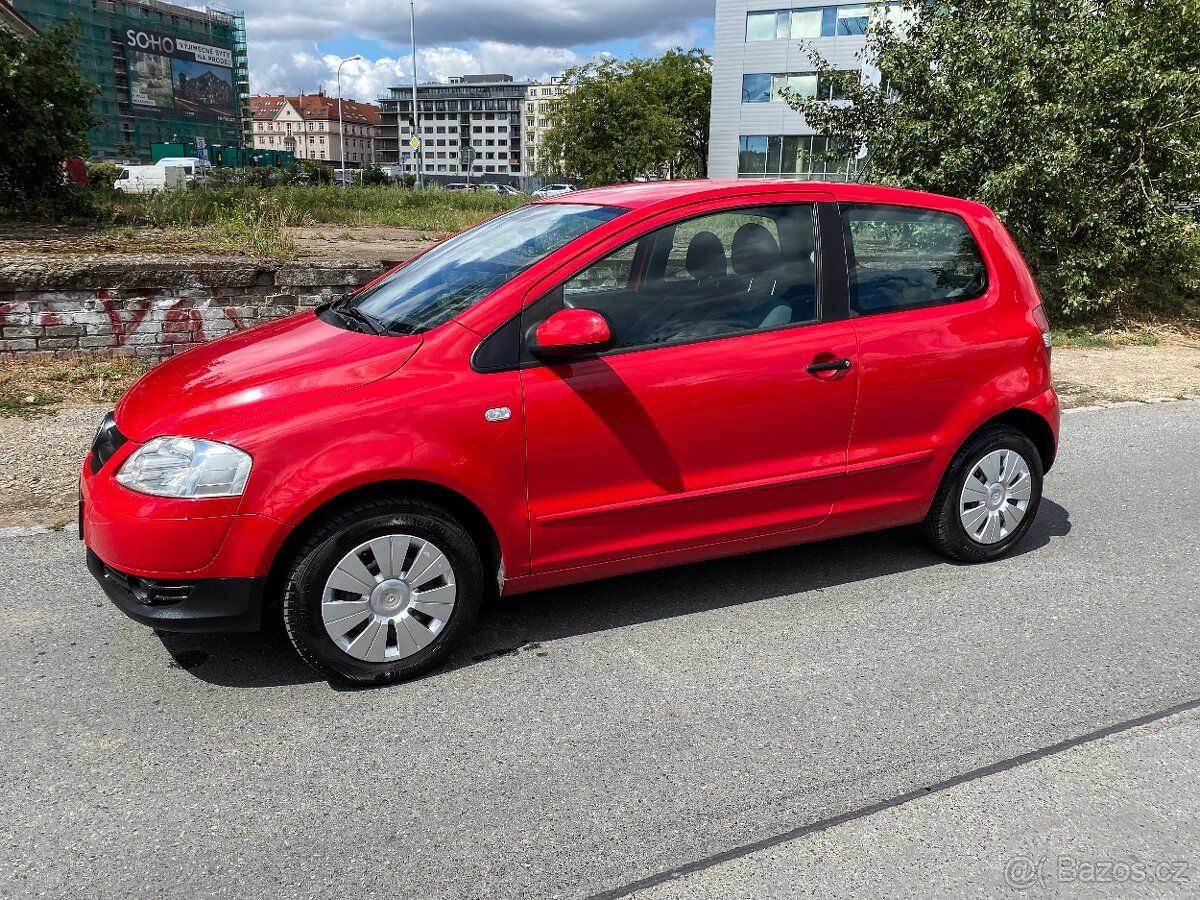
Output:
523 76 571 179
0 0 35 36
709 0 906 179
250 92 381 168
13 0 250 160
377 74 530 186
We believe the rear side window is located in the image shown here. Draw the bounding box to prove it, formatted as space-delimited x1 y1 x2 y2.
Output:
843 204 988 315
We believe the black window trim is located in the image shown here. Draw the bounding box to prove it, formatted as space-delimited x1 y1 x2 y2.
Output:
838 201 990 319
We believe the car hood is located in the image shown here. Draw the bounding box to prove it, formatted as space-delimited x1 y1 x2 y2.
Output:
115 311 421 442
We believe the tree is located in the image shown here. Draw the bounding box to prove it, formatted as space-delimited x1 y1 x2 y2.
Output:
542 49 711 186
0 23 98 217
786 0 1200 320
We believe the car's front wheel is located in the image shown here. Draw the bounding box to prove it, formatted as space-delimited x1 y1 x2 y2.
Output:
282 498 483 685
924 424 1044 562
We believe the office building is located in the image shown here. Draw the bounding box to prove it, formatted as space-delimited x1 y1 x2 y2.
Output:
377 74 530 186
709 0 907 179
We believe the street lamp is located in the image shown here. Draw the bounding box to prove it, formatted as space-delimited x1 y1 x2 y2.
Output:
338 54 363 185
410 1 422 189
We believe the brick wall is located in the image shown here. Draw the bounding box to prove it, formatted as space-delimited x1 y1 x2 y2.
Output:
0 259 385 359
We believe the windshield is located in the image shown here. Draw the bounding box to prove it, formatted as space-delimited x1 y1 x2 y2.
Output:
346 203 627 334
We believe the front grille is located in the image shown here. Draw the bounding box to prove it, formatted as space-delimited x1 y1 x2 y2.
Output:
89 412 128 474
101 563 194 607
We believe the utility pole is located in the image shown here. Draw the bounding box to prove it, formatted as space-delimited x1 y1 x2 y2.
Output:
338 55 363 186
411 0 422 189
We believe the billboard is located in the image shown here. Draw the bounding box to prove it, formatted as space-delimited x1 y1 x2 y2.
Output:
125 28 237 123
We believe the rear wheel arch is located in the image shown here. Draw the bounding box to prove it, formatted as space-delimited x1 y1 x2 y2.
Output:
987 408 1056 473
264 479 505 614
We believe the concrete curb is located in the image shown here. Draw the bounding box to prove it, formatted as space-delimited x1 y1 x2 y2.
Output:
1062 395 1199 415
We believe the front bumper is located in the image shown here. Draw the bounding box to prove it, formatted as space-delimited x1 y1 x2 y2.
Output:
87 549 265 633
81 414 289 632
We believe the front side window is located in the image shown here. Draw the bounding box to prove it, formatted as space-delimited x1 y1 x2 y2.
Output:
346 204 627 334
555 204 820 352
843 204 988 315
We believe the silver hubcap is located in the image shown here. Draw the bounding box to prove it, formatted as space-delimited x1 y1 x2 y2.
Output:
959 449 1033 545
321 534 456 663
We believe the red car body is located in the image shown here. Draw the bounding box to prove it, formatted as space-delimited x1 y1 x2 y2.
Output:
81 180 1058 634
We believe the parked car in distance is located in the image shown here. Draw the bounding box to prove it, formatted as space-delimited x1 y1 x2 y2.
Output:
496 184 526 196
81 180 1059 686
443 182 475 192
532 183 576 199
113 165 185 194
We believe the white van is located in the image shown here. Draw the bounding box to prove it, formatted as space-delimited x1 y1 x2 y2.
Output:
114 165 185 194
155 157 210 182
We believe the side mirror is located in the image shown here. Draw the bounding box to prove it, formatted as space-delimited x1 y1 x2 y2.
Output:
531 308 614 357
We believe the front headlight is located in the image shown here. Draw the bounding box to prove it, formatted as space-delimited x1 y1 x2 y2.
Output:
116 437 252 499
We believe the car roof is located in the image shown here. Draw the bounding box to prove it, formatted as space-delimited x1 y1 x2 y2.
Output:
542 179 989 215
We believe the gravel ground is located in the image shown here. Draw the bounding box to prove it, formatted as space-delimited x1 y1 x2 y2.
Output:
1 342 1197 528
0 405 105 528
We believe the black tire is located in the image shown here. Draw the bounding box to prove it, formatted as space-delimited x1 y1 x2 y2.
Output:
282 497 483 685
923 425 1044 563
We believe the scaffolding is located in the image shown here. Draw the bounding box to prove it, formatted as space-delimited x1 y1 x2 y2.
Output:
13 0 250 160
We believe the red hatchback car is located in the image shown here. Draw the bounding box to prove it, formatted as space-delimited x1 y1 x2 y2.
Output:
82 181 1059 684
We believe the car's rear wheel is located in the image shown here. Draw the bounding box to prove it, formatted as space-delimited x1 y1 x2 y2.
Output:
282 498 483 685
924 425 1043 562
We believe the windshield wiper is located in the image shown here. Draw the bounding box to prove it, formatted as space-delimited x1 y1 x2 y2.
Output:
331 294 385 335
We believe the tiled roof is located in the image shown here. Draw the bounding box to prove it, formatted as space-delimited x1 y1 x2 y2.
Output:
249 93 381 124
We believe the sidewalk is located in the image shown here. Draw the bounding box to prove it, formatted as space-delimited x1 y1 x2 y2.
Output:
624 706 1199 899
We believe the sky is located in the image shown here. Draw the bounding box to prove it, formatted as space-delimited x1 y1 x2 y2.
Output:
233 0 716 102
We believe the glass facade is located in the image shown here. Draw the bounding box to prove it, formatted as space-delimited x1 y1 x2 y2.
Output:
746 3 908 40
742 72 856 103
737 134 857 179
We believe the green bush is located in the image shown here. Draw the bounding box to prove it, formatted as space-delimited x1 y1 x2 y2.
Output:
788 0 1200 323
86 162 120 190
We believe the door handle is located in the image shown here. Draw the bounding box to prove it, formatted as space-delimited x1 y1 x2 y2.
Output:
806 358 853 375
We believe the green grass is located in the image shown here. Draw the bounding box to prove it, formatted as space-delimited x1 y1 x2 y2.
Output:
100 185 522 235
1053 327 1162 349
0 388 61 419
0 356 150 417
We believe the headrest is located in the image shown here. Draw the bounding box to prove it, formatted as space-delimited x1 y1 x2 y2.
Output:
731 223 780 277
685 231 727 280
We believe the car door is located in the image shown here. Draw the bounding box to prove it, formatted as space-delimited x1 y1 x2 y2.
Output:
520 196 860 574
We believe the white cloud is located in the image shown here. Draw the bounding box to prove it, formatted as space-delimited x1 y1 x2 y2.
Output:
248 42 588 101
237 0 714 48
239 0 712 101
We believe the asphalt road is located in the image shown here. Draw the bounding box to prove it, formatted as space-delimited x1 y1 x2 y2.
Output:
1 401 1197 900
